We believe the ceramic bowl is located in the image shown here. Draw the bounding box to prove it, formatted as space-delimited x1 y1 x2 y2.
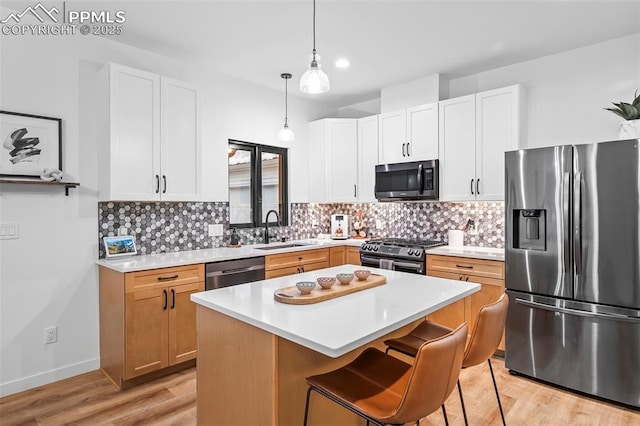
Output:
316 277 336 289
354 270 371 281
336 273 354 285
296 281 316 295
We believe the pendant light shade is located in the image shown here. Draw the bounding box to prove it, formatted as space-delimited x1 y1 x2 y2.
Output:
278 73 295 143
300 0 330 94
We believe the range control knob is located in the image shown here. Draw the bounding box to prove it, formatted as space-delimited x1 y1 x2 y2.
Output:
373 246 379 251
407 249 414 256
414 250 422 256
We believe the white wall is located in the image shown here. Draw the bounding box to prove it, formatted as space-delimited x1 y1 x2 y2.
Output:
448 34 640 148
380 74 443 113
0 28 331 396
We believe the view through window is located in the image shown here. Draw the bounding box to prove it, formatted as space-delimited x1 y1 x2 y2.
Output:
228 140 288 227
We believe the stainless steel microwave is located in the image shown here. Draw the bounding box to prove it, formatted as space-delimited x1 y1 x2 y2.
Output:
375 160 439 201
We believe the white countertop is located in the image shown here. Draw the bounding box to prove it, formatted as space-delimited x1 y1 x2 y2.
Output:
96 238 365 273
190 265 479 358
427 245 504 261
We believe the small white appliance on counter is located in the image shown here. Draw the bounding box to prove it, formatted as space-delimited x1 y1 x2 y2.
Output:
330 214 350 240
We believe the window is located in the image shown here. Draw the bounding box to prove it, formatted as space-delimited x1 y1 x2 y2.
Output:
228 140 288 227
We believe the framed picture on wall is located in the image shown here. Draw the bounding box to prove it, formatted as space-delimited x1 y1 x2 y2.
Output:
103 236 137 258
0 110 62 178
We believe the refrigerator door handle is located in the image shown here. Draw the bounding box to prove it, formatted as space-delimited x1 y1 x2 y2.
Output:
562 172 571 274
515 298 640 323
574 172 583 277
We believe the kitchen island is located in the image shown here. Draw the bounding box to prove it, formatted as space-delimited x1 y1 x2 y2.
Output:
190 265 479 425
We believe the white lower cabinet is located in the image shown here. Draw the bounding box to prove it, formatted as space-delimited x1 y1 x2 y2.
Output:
438 85 523 201
99 63 200 201
309 117 378 203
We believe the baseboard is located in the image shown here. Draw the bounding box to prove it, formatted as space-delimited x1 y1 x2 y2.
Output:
0 357 100 398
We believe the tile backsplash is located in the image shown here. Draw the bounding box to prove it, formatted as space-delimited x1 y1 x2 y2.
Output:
98 201 504 258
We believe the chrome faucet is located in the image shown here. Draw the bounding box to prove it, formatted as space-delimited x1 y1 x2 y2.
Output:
264 209 280 244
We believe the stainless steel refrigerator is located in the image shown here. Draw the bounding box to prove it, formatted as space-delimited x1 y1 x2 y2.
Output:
505 138 640 408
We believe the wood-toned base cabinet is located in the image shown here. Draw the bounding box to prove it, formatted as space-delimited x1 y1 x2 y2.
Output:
99 264 204 388
426 255 506 351
265 248 330 279
346 246 362 265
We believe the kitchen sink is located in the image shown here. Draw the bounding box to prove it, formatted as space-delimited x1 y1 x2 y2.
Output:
255 243 316 250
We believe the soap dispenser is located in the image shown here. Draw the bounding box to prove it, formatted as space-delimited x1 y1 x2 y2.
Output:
230 227 239 246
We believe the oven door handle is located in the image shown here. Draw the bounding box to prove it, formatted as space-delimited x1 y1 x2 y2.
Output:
360 256 382 265
392 261 423 271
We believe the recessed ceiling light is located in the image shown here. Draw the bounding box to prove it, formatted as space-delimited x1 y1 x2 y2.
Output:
335 58 350 69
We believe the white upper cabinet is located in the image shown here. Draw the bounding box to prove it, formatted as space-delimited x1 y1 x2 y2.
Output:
100 63 200 201
308 118 376 203
326 120 358 202
308 119 357 203
160 77 199 201
378 110 406 164
438 85 523 201
438 94 476 201
378 103 438 164
357 115 379 202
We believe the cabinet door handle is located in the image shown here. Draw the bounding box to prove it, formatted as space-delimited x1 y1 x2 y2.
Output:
476 179 480 195
157 274 179 281
354 184 357 198
163 289 168 310
455 264 474 269
171 289 176 309
301 266 305 273
465 276 469 281
296 267 300 273
402 143 406 157
162 175 167 194
155 175 160 194
407 142 411 156
470 179 474 195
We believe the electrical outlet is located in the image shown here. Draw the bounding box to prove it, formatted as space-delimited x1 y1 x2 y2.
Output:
208 224 223 237
0 222 19 240
44 326 58 345
311 219 318 227
375 220 383 229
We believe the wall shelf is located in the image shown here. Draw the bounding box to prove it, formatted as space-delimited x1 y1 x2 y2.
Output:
0 178 80 196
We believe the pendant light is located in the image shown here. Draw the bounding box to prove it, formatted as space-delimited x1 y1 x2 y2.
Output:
278 73 295 143
299 0 330 94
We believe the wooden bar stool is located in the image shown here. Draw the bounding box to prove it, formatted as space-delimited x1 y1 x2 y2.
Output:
303 323 468 426
384 294 509 426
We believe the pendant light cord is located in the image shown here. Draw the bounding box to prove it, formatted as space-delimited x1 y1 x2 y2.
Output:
284 77 289 126
312 0 317 58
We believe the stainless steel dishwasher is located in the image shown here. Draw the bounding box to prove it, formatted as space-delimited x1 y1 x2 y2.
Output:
205 257 265 290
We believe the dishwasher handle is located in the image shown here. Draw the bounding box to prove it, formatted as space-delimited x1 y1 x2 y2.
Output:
206 264 265 277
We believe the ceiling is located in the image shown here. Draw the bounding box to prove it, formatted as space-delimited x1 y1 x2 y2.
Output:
13 1 640 108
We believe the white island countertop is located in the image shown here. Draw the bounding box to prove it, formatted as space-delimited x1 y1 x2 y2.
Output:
190 265 479 358
96 238 364 273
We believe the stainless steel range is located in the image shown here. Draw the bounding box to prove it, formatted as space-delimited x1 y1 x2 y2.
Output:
359 238 445 274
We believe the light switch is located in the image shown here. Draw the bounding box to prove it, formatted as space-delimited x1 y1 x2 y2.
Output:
0 222 19 240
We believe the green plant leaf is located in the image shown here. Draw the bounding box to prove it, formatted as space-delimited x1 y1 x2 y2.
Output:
633 90 640 108
620 103 639 120
605 107 627 120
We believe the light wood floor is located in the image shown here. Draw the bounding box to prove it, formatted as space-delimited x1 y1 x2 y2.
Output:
1 358 638 425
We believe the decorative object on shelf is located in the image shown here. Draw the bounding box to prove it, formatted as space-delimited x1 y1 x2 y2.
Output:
40 168 63 182
103 236 137 258
0 110 62 178
277 73 295 142
299 0 330 94
351 209 368 239
605 90 640 139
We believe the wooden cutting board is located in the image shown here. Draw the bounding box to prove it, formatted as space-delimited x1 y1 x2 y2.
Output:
274 274 386 305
